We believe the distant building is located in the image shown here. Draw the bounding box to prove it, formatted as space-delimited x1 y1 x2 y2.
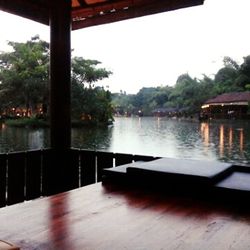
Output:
201 92 250 119
152 107 192 118
152 108 179 117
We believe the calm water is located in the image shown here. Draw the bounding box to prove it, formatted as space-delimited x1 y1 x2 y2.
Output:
0 117 250 164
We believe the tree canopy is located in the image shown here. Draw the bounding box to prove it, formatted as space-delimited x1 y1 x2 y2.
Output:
0 36 113 125
0 35 49 116
1 36 250 120
112 56 250 116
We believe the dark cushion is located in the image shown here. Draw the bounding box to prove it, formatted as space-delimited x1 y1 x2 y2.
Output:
126 158 233 186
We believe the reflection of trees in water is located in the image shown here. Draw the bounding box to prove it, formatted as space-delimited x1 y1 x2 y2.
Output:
0 119 249 164
0 124 112 153
71 126 113 151
0 126 50 152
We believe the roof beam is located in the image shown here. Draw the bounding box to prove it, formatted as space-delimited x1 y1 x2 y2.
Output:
0 0 204 30
0 0 49 25
72 0 204 30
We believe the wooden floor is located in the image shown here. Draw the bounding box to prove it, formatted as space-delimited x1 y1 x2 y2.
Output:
1 182 250 250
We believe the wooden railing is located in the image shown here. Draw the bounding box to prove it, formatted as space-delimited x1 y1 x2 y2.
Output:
0 148 156 208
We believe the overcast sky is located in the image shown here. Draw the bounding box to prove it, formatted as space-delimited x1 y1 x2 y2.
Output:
1 0 250 94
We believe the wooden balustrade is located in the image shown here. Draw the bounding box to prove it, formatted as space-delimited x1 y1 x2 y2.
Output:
0 149 157 208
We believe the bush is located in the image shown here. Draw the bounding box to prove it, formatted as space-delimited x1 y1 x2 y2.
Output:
5 117 49 128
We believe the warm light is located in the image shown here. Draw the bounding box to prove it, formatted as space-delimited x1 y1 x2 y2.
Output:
157 117 161 128
228 127 233 153
239 129 244 155
201 123 209 147
219 125 224 157
201 104 209 109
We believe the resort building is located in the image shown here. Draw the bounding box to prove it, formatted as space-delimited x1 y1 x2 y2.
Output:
201 92 250 119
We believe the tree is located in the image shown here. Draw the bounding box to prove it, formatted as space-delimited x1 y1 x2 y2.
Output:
0 35 49 116
112 92 135 116
223 56 240 71
72 57 112 88
0 36 113 124
168 74 198 110
71 57 113 124
236 55 250 90
132 87 159 115
214 66 240 94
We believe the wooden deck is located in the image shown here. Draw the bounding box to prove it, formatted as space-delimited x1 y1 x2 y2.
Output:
1 182 250 250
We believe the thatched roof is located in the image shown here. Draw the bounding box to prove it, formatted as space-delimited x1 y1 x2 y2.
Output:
205 92 250 105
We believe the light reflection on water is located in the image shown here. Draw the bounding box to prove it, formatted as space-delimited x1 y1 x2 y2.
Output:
0 117 249 164
107 117 250 163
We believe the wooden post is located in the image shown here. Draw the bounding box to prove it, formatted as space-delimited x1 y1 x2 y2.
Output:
49 0 71 150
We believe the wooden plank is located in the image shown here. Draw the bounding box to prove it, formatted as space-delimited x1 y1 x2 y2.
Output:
80 150 96 186
42 149 79 196
115 153 133 166
26 150 42 200
1 183 250 250
0 154 7 207
7 152 26 205
96 151 114 182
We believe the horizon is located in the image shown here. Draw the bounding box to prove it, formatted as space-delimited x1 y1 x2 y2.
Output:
1 0 250 94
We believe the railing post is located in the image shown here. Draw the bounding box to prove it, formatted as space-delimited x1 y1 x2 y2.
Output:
80 150 96 186
26 150 42 200
0 154 7 207
96 151 114 182
42 149 79 196
7 152 26 205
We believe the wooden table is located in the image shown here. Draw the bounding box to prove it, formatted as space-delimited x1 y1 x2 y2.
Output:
1 182 250 250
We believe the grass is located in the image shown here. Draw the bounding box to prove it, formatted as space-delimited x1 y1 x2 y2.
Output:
5 117 49 128
5 117 113 128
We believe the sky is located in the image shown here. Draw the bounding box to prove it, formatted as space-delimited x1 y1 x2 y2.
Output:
1 0 250 94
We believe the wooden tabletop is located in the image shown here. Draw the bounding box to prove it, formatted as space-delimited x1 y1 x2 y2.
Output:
0 182 250 250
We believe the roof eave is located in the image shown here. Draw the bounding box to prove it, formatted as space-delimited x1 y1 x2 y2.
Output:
0 0 49 25
72 0 204 30
0 0 204 30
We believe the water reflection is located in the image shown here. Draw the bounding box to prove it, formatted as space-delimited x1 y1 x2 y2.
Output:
71 126 113 150
199 121 249 163
0 118 249 164
229 127 233 154
200 123 209 146
0 123 50 152
219 125 224 157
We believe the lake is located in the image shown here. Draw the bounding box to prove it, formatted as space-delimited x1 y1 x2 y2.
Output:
0 117 250 164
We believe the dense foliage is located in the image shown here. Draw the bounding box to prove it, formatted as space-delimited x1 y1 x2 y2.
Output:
1 36 250 121
0 35 49 117
112 56 250 116
0 36 113 125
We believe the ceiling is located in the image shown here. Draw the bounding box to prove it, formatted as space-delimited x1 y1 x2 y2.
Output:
0 0 204 30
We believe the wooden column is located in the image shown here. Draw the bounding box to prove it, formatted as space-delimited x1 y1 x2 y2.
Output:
49 0 71 150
